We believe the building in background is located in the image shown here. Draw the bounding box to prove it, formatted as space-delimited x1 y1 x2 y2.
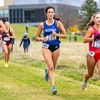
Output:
9 0 81 27
0 0 14 22
1 0 100 25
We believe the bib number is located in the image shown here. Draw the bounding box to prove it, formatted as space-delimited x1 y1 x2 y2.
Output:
4 37 10 41
2 41 6 44
46 35 56 41
42 43 49 48
94 40 100 48
88 51 95 57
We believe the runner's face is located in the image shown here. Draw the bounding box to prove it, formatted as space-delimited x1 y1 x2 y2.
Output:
94 14 100 25
5 23 10 28
46 8 54 19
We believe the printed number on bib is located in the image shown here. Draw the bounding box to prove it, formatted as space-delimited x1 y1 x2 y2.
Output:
42 43 49 48
2 41 6 44
88 51 95 57
4 37 10 41
46 34 56 41
94 40 100 48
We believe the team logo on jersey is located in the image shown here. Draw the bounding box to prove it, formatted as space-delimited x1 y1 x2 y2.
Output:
44 28 57 33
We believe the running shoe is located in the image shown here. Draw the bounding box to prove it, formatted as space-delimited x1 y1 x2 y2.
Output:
52 86 57 95
45 68 49 81
4 63 9 68
82 81 87 90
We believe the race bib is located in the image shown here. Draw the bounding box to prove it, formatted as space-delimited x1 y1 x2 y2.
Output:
42 43 49 48
4 37 10 41
88 51 95 57
46 34 56 41
2 41 6 44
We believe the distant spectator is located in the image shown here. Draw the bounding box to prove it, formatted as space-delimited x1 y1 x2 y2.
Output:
68 36 72 42
74 35 77 42
26 25 28 33
19 33 30 53
11 38 15 52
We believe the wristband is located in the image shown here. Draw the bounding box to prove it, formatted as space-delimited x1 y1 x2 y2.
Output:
40 38 43 41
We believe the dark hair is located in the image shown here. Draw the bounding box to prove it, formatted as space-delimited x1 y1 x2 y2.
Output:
45 6 55 14
85 12 100 29
0 18 2 21
44 6 62 22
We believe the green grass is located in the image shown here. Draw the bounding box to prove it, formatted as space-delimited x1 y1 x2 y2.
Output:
0 58 100 100
11 24 38 40
65 33 83 42
0 24 94 100
10 24 84 42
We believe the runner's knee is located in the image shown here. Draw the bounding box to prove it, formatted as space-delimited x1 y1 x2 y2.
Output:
4 51 8 55
49 66 54 71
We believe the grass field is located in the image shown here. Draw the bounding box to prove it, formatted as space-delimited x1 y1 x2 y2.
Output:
0 41 100 100
10 24 38 40
10 24 83 42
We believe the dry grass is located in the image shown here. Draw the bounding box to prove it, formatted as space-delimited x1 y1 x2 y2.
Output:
59 42 88 63
1 41 100 100
11 41 88 62
11 41 89 76
12 41 43 60
11 41 99 81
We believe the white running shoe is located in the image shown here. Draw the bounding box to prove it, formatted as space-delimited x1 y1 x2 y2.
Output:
82 82 87 90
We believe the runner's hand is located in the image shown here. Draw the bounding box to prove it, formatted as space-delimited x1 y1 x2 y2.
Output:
42 37 48 42
52 30 58 36
6 33 10 37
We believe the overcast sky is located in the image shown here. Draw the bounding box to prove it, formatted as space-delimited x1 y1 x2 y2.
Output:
0 0 99 7
0 0 4 6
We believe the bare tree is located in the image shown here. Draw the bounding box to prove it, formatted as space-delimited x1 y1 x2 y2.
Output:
58 4 79 29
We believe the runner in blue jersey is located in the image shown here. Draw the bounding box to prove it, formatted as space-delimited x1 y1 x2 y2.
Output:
36 6 66 95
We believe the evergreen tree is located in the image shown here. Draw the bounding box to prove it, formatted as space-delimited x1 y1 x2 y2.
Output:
79 0 99 30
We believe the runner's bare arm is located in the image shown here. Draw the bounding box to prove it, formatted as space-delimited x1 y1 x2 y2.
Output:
7 28 15 38
83 28 94 43
36 23 43 41
52 21 66 39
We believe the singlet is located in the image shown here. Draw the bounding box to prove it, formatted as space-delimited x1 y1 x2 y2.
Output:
2 29 12 42
89 26 100 52
0 26 2 40
43 20 60 45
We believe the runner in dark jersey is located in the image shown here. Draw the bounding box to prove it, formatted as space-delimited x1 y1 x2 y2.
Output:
1 21 15 67
36 6 66 95
82 12 100 90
